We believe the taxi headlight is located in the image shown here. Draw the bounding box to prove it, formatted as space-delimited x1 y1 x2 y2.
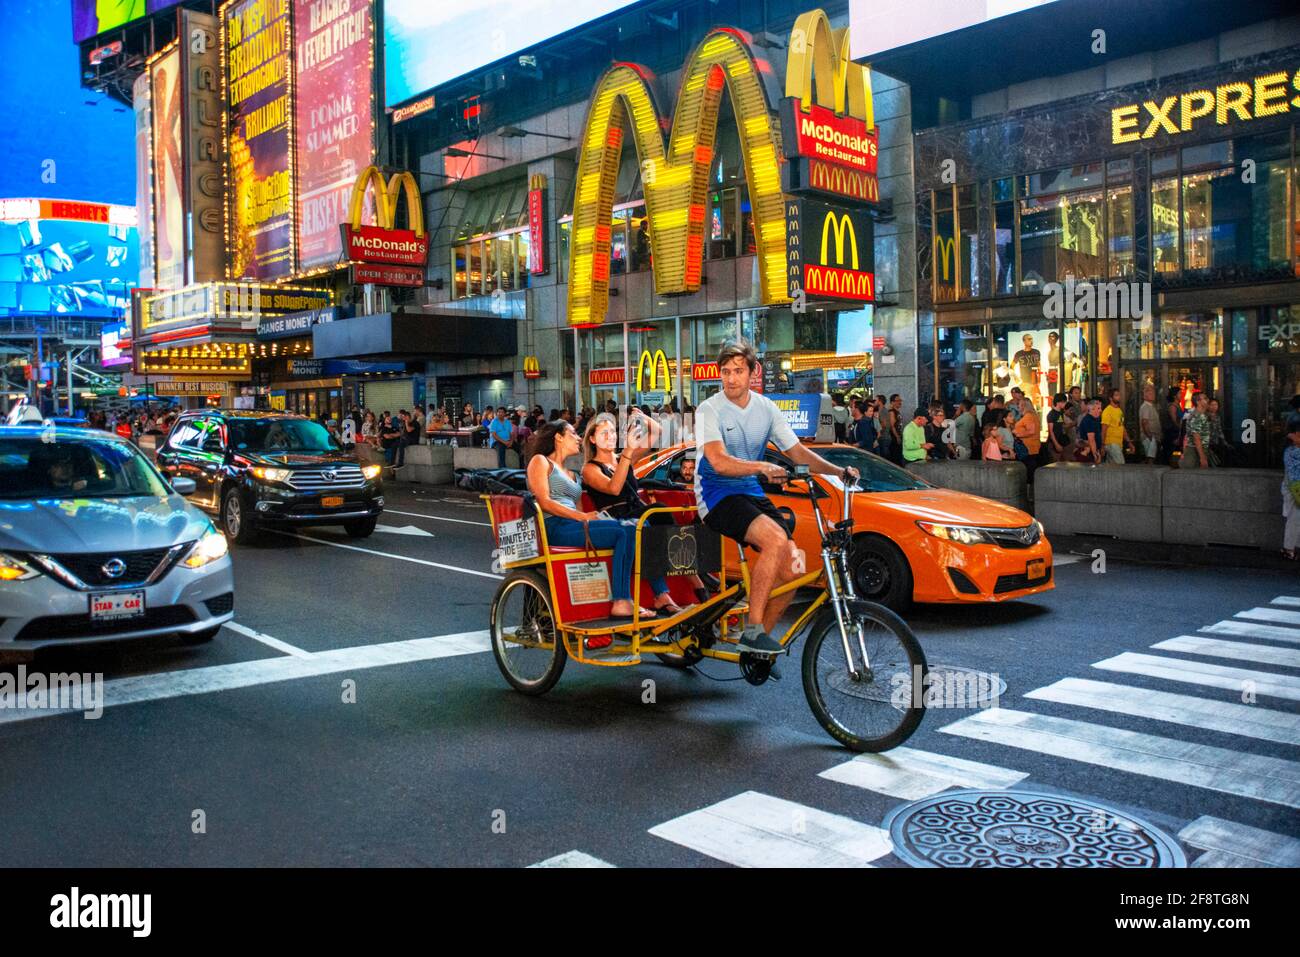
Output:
182 527 229 568
362 464 382 480
0 552 39 581
916 521 990 545
250 466 293 484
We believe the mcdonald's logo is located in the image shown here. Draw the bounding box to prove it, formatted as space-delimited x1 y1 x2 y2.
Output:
821 211 858 270
781 9 878 182
636 349 673 392
805 158 880 203
566 27 789 325
523 355 542 379
342 165 429 267
935 235 956 282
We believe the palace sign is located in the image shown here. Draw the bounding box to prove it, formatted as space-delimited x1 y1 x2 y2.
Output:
785 198 875 303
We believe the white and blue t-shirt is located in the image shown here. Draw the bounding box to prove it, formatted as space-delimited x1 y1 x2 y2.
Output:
694 390 799 516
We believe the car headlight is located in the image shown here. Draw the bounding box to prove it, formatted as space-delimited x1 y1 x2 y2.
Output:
916 521 991 545
0 552 39 581
362 464 382 480
182 526 229 568
250 466 293 483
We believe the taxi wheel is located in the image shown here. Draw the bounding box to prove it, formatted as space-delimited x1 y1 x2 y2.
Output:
849 535 911 610
490 571 567 695
221 488 260 545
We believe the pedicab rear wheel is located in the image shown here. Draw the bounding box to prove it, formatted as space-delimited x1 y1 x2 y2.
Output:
490 570 567 695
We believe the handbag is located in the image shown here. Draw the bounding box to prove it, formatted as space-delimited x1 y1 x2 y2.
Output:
580 520 602 568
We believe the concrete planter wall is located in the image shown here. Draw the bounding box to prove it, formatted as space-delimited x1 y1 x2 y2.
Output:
1034 463 1166 543
400 444 455 485
454 447 519 471
1162 468 1285 549
905 459 1029 511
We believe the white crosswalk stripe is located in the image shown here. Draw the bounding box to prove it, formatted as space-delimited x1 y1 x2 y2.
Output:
1024 677 1300 745
1268 596 1300 608
938 708 1300 809
1151 635 1300 669
648 791 893 867
1235 606 1300 626
1200 619 1300 644
1092 652 1300 701
528 850 616 868
818 746 1027 799
1178 816 1300 868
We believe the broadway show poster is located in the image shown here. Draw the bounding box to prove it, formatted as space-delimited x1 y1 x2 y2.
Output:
294 0 374 271
132 70 154 289
224 0 294 280
150 46 184 292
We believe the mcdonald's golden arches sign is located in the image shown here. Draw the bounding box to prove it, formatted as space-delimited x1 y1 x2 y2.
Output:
523 355 542 379
635 349 673 392
785 197 875 303
343 165 428 267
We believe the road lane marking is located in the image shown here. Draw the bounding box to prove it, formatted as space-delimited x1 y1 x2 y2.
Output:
1178 816 1300 868
1152 636 1300 669
1201 620 1300 644
1052 555 1084 566
1270 596 1300 608
1092 652 1300 701
1025 677 1300 745
267 529 502 580
0 630 492 725
938 708 1300 809
223 621 313 659
528 851 616 868
648 791 892 868
818 747 1027 799
1236 607 1300 626
374 524 436 537
383 509 491 528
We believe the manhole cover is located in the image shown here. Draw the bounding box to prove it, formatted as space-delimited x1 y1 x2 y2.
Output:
826 664 1004 709
883 789 1186 868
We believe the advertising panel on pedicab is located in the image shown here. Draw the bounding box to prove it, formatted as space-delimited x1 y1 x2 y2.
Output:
638 523 722 583
496 517 539 565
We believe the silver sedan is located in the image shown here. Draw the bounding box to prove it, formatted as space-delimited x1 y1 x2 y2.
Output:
0 427 234 658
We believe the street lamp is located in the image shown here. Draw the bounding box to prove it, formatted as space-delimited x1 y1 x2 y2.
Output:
497 125 572 141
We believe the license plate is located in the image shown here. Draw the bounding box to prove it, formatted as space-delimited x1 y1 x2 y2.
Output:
1026 559 1046 580
322 496 344 507
90 590 145 621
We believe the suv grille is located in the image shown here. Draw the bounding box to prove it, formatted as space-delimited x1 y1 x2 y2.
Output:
285 465 366 492
42 546 180 588
986 524 1041 549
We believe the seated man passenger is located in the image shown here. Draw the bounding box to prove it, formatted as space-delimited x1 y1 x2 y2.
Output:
695 340 857 655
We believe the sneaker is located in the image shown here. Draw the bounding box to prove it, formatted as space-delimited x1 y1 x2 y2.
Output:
737 625 783 655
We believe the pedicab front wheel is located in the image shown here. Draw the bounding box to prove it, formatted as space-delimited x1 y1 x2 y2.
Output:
490 570 567 695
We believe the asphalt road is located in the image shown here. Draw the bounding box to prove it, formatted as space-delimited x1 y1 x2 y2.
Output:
1 483 1297 867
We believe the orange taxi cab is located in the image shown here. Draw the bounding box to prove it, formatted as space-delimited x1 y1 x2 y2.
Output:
635 442 1054 609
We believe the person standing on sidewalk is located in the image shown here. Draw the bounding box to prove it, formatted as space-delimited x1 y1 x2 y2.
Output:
1138 385 1161 463
1282 424 1300 560
1101 388 1134 464
489 406 515 468
851 399 880 453
1047 393 1071 462
887 394 906 464
1013 396 1041 477
903 408 933 463
953 399 977 459
1179 392 1215 468
1075 397 1104 464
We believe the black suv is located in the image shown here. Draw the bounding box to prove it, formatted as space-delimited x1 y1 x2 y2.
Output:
156 410 383 544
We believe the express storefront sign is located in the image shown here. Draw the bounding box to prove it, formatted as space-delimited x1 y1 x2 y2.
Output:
1111 67 1300 144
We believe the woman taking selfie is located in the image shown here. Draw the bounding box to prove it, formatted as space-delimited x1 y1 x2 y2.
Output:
525 421 657 642
581 410 697 611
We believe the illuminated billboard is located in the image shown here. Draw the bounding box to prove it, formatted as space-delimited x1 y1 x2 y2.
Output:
849 0 1060 61
72 1 182 45
384 0 641 107
150 44 184 292
294 0 375 272
0 200 139 319
223 0 295 281
100 321 131 367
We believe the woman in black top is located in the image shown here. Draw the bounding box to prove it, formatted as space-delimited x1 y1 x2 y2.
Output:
580 410 702 609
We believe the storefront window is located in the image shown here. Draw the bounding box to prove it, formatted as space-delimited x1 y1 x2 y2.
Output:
628 204 649 271
1094 319 1116 397
1229 308 1252 357
1150 149 1180 275
937 325 990 407
1018 163 1105 292
993 178 1016 295
1261 304 1300 356
1107 159 1134 278
1181 133 1290 277
452 244 468 299
991 319 1058 410
754 308 795 353
1160 310 1223 360
958 184 980 299
468 242 485 296
933 187 957 303
629 319 679 407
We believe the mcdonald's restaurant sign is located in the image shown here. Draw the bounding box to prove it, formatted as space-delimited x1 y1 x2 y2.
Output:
523 355 542 379
341 166 428 268
636 349 673 392
780 9 881 208
785 197 875 303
